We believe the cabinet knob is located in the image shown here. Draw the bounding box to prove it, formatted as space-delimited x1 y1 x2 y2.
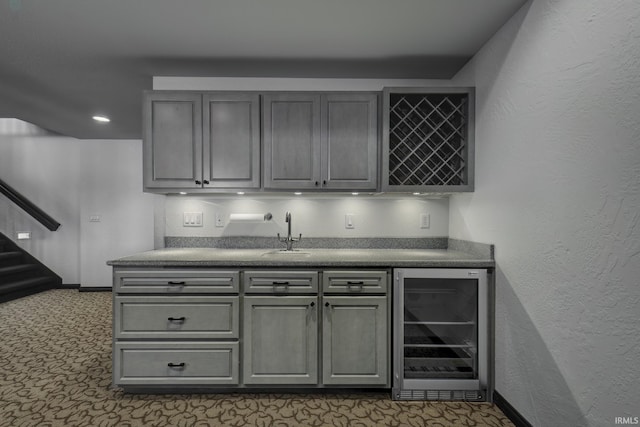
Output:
203 180 209 185
309 301 315 307
325 302 330 307
195 180 202 185
323 180 327 185
314 181 319 186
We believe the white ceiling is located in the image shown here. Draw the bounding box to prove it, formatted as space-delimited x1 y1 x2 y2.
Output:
0 0 526 139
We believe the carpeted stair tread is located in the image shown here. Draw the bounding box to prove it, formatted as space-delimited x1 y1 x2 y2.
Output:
0 276 54 295
0 251 22 259
0 264 38 276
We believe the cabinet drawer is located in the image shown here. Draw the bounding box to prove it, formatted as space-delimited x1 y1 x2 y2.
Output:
244 270 318 294
113 342 239 386
322 271 388 294
114 296 239 339
114 269 239 294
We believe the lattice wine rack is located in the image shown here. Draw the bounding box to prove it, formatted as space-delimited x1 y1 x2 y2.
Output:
383 88 475 192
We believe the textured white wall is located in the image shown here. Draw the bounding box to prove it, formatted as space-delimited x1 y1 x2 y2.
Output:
163 195 449 238
0 119 157 287
78 140 158 287
450 1 640 426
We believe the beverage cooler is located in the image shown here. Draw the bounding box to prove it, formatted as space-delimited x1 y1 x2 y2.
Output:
393 268 489 401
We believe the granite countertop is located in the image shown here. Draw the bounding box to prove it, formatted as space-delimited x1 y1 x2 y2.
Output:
107 247 494 268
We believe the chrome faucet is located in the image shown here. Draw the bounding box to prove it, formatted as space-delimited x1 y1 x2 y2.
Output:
277 211 302 251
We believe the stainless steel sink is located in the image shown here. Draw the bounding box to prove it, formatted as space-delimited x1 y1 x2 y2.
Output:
261 250 311 257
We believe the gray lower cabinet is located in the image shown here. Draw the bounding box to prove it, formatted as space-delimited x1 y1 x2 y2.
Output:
114 341 239 386
243 296 318 385
322 296 388 385
112 268 241 388
112 267 389 390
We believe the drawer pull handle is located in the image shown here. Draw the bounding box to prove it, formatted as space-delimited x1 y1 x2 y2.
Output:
168 362 186 368
272 281 290 285
168 317 186 322
347 281 364 286
168 281 186 285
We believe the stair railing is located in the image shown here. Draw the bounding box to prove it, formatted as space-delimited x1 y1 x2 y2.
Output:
0 178 61 231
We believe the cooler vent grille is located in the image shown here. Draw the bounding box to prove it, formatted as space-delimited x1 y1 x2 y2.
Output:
395 389 483 401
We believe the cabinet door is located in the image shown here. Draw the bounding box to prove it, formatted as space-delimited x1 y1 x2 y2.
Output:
143 91 202 190
202 93 260 189
263 93 321 189
243 296 318 384
322 296 388 386
322 93 378 190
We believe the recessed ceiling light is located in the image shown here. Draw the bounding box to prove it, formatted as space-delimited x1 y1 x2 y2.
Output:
294 192 302 196
92 115 110 123
179 192 187 195
413 192 421 195
351 192 359 196
237 192 245 195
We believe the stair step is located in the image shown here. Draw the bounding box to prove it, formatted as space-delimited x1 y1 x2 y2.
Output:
0 276 55 296
0 264 38 277
0 251 23 267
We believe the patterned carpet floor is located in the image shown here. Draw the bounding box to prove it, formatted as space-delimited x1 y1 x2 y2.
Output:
0 290 514 427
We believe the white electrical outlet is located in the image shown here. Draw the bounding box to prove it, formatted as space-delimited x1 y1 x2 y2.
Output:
345 213 355 229
89 214 101 222
420 213 430 229
183 212 203 227
215 212 224 227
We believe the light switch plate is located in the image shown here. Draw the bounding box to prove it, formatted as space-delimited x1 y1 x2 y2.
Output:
183 212 203 227
420 213 430 229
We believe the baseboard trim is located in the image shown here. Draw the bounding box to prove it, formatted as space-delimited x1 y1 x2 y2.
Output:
78 287 112 292
59 283 81 289
493 391 533 427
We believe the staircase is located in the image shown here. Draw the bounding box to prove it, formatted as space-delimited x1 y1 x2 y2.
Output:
0 232 62 302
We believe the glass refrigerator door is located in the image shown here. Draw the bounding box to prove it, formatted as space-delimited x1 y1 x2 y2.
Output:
403 277 478 380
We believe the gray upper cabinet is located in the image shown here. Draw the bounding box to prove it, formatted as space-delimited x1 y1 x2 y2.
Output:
143 91 260 192
382 87 475 192
143 92 203 190
263 93 322 189
203 93 260 189
264 92 378 191
322 93 378 190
